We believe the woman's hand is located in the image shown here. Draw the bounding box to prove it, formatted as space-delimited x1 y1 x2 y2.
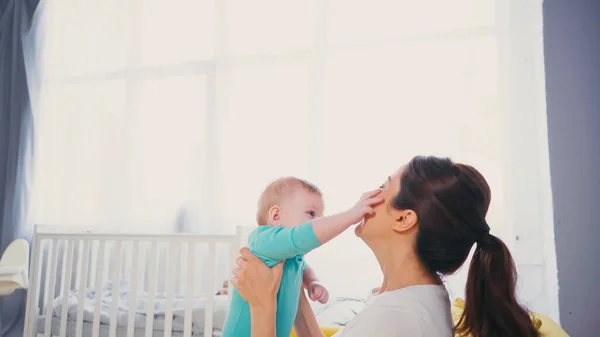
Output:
231 247 284 309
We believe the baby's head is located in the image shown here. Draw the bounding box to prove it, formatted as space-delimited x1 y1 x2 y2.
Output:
256 177 324 227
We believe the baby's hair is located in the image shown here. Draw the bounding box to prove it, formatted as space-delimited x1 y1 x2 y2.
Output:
256 177 322 225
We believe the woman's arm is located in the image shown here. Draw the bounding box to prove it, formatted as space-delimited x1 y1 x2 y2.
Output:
231 248 284 337
293 291 326 337
250 302 277 337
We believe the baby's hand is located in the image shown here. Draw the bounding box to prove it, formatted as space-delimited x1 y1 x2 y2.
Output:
307 281 329 304
347 188 384 224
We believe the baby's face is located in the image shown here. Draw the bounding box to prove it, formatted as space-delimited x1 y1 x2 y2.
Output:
276 189 324 228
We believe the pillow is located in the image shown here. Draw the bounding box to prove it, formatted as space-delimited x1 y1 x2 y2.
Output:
451 298 570 337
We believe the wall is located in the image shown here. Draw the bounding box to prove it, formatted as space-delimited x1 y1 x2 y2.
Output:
543 1 600 336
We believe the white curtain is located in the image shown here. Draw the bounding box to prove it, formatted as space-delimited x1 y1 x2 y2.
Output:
30 0 557 320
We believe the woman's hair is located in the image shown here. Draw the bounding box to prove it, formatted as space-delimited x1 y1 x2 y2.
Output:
392 156 538 337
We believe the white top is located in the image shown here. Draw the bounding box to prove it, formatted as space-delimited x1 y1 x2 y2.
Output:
333 285 454 337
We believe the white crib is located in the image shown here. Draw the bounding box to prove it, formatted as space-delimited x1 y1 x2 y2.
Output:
24 225 251 337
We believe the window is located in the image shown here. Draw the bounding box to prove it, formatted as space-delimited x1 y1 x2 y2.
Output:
35 0 556 316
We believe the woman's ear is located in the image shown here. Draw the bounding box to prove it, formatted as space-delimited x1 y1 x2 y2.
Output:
268 206 281 225
391 209 418 233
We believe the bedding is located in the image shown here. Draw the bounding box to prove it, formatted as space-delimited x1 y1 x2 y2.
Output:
37 282 228 336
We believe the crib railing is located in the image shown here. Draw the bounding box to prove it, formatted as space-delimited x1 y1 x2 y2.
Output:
24 226 247 337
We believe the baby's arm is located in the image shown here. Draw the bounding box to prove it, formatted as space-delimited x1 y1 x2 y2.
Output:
293 291 326 337
302 265 320 288
303 266 329 304
249 223 320 266
250 189 383 265
250 212 356 266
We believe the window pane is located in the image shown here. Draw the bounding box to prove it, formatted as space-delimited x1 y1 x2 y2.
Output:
328 0 495 44
217 61 313 229
31 80 127 225
43 0 129 78
127 75 207 232
139 0 215 66
32 76 207 233
226 2 315 56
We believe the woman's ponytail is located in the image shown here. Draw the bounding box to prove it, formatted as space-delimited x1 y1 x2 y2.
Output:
456 234 539 337
391 157 540 336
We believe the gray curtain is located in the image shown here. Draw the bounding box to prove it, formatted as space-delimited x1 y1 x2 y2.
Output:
0 0 41 336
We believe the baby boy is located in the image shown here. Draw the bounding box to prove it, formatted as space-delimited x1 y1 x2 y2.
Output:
221 177 331 337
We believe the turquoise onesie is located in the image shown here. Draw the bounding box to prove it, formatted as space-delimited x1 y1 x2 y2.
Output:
221 221 321 337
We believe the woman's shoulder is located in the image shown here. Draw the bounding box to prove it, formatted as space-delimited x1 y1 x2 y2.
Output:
340 285 453 337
